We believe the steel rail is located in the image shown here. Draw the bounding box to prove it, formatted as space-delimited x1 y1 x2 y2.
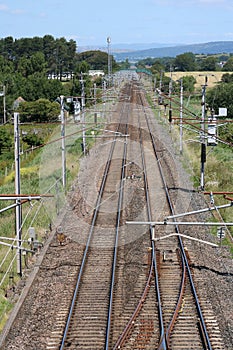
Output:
114 85 167 349
165 250 186 348
113 262 154 349
110 84 162 349
137 96 167 350
142 83 213 349
59 100 127 350
137 87 190 349
105 85 131 349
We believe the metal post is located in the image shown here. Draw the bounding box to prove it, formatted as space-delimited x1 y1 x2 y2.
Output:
107 36 111 86
102 79 106 118
168 67 173 127
154 77 157 106
94 83 97 124
80 73 86 155
14 112 22 276
159 70 163 105
179 79 183 154
60 95 66 188
200 77 207 190
3 85 6 124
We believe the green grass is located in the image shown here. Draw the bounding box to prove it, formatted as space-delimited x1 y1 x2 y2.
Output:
0 295 13 332
145 77 233 252
0 104 107 328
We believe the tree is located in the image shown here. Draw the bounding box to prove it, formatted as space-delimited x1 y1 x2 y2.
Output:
173 75 196 94
22 133 43 147
221 73 233 83
206 82 233 117
0 128 12 154
150 60 165 74
75 50 119 74
174 52 197 71
222 56 233 71
31 52 46 74
0 56 14 77
182 75 196 93
18 99 60 122
119 59 131 70
200 56 217 71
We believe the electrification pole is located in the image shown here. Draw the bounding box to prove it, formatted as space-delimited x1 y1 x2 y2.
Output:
0 85 6 123
60 95 66 188
179 79 183 154
94 83 97 124
3 85 6 124
80 73 86 155
102 79 107 118
154 77 157 106
107 36 111 86
168 67 173 127
14 112 22 276
200 76 207 190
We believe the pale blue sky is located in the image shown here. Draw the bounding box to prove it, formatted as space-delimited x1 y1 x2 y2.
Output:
0 0 233 47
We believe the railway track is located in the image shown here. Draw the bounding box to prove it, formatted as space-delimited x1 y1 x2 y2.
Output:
0 76 227 350
113 82 225 349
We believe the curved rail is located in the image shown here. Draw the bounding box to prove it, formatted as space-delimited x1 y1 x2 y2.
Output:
137 101 167 350
113 261 154 349
113 87 167 349
140 83 213 349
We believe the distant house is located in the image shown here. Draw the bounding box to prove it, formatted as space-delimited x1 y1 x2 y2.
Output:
13 96 26 110
47 72 74 81
88 70 105 77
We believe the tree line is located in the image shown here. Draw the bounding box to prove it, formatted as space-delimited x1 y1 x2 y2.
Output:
0 35 119 123
137 52 233 72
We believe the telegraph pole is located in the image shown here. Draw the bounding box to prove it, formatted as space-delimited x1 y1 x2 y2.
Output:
60 95 66 188
14 112 22 276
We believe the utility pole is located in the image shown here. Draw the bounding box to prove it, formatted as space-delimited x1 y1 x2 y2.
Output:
3 85 6 124
179 79 183 154
94 83 97 124
200 76 208 191
154 77 157 107
80 73 86 155
0 85 6 123
168 67 173 127
14 112 22 276
107 36 112 86
102 79 107 118
60 95 66 189
159 70 163 105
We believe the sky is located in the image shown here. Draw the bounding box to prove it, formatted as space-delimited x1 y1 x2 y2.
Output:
0 0 233 48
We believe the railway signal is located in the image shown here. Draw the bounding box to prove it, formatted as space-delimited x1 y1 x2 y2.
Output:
217 227 225 247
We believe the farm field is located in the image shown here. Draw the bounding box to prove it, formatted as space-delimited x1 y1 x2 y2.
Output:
165 71 233 88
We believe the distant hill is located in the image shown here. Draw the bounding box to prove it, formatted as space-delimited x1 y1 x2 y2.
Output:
113 41 233 61
78 42 181 53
